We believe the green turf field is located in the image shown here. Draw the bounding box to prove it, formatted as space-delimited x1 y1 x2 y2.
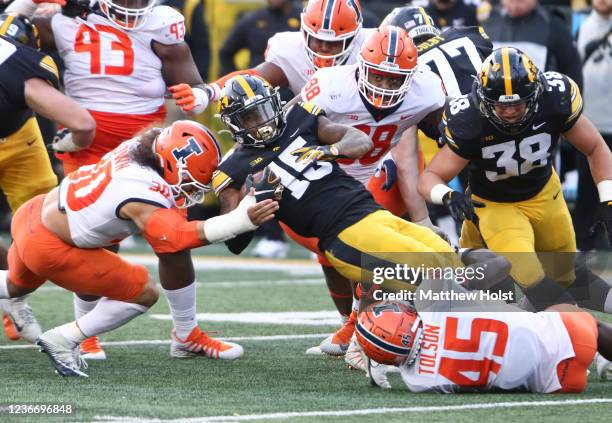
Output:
1 242 611 422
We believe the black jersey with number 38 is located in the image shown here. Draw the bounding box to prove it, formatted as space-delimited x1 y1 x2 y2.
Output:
213 102 380 250
417 26 493 98
441 72 583 202
0 35 60 138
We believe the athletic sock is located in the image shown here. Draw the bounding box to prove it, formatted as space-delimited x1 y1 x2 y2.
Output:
77 299 148 338
73 294 99 320
162 282 197 340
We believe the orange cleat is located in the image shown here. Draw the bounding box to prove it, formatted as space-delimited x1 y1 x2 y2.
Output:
170 327 244 360
3 314 20 341
319 310 357 356
80 336 106 360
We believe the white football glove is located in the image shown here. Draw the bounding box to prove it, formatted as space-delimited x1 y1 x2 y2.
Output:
50 128 81 152
414 216 451 244
366 357 393 389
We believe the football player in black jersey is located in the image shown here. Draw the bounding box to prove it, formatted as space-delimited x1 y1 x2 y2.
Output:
0 13 95 344
419 47 612 311
213 74 458 290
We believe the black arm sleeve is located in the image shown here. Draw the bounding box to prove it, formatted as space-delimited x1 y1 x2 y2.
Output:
186 2 210 80
225 231 254 255
219 16 249 75
548 14 583 91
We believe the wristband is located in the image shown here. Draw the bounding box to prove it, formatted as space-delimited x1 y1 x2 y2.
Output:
430 184 453 205
203 195 258 243
414 216 435 229
597 180 612 202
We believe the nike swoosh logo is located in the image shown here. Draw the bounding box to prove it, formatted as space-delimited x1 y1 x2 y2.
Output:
26 138 36 146
532 122 546 130
553 190 560 200
289 129 300 138
254 189 276 196
8 314 23 332
160 235 167 241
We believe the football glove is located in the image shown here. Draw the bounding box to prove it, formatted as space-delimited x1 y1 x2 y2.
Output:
245 167 283 202
49 128 81 152
168 83 209 114
593 200 612 246
291 145 339 164
442 191 485 223
379 157 397 192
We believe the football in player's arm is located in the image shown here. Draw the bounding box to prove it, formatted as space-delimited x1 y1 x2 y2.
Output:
418 48 612 311
7 0 209 114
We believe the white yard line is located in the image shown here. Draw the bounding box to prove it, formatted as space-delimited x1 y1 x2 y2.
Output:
0 333 329 350
93 399 612 423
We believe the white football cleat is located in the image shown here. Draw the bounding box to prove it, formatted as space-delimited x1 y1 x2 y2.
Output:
596 353 612 381
4 297 42 343
252 238 289 259
36 328 88 377
320 311 356 356
344 333 367 372
171 327 244 360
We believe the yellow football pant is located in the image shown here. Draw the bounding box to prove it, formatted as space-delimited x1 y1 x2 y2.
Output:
460 171 576 288
0 117 57 212
324 210 460 291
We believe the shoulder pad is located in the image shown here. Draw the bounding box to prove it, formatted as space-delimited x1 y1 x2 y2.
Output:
265 31 301 61
298 101 324 116
541 72 582 130
444 94 483 142
39 55 60 84
145 6 186 45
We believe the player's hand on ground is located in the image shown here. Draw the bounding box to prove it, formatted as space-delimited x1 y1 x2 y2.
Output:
442 191 485 223
49 128 81 152
168 83 209 114
246 190 279 226
291 145 339 164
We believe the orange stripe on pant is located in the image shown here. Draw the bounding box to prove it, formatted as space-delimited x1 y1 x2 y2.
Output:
555 311 598 393
8 195 149 302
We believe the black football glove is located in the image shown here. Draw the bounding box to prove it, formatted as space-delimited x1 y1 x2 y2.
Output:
245 166 284 202
290 145 339 164
379 157 397 192
592 200 612 246
442 191 485 223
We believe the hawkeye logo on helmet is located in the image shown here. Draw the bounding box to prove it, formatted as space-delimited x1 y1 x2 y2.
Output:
172 137 203 162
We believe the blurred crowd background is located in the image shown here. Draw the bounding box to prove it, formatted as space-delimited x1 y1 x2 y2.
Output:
0 0 610 254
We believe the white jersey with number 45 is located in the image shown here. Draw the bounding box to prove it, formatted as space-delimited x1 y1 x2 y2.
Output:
58 140 174 248
301 64 445 184
265 29 376 96
51 6 186 114
400 311 575 393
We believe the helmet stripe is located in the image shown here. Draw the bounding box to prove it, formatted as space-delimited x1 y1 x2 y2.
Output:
418 7 430 25
347 0 362 24
203 126 222 162
387 26 398 64
501 47 513 96
356 321 411 356
323 0 336 30
0 14 15 37
235 75 256 100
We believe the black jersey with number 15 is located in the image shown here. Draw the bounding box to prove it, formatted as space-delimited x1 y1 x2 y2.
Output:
213 102 380 251
417 26 493 98
441 72 583 202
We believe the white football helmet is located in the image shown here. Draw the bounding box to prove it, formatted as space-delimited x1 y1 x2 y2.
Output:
99 0 155 31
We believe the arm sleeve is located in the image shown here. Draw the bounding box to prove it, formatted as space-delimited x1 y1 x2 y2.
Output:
548 14 583 91
185 2 210 80
219 16 249 75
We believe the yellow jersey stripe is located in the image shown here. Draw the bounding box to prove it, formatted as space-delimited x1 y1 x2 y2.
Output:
0 14 15 37
212 170 232 193
501 48 513 96
236 75 255 99
300 102 321 115
40 56 59 80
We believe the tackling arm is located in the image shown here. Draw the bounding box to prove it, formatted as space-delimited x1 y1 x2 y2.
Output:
316 116 373 159
418 145 469 203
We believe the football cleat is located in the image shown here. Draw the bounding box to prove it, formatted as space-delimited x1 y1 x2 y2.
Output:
596 353 612 381
36 328 88 378
344 333 367 372
320 310 356 356
80 336 107 360
3 314 20 341
170 327 244 360
3 297 42 343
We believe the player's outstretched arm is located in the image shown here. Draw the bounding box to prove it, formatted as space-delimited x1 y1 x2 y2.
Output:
24 78 95 150
317 115 373 159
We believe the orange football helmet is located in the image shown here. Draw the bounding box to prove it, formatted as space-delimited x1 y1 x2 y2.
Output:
358 26 418 108
153 120 222 208
355 301 423 366
301 0 363 69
